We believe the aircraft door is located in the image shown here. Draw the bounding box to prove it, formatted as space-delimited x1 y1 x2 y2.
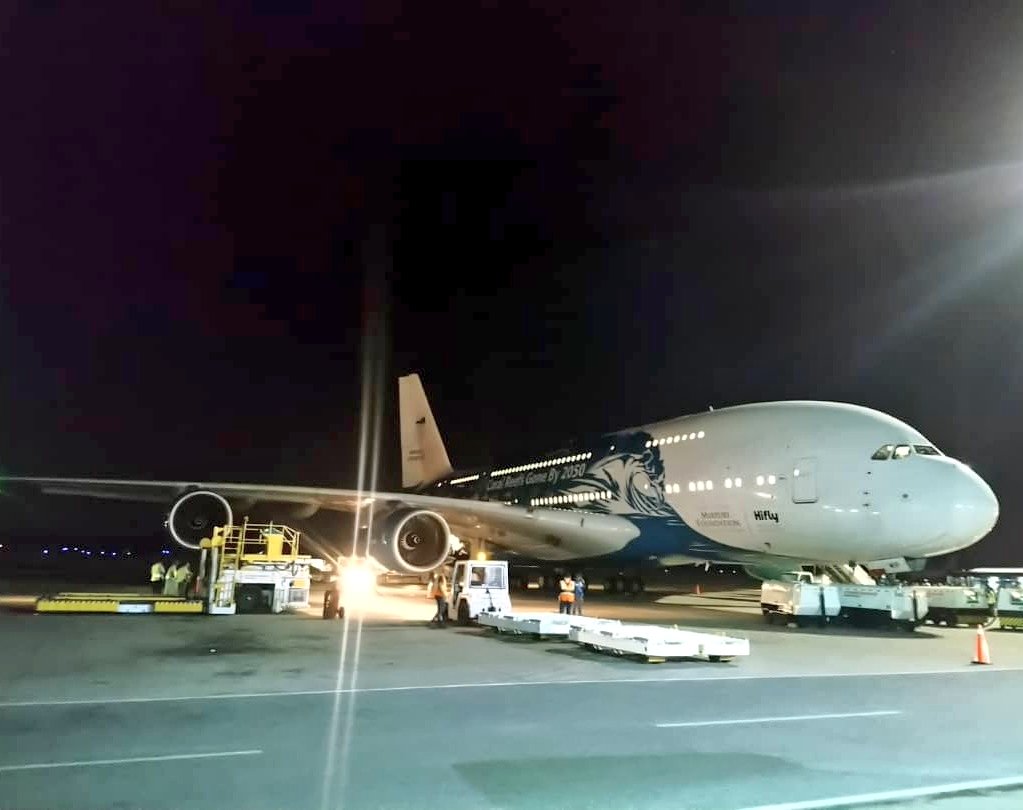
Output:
792 457 818 504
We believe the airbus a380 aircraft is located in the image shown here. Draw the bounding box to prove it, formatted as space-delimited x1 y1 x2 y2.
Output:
2 374 999 581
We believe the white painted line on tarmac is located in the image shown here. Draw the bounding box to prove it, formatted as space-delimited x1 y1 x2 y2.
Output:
657 709 900 728
1 666 1020 709
0 749 262 772
734 774 1023 810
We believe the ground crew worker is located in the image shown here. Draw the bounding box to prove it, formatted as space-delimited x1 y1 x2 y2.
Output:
572 573 586 615
175 561 193 597
163 561 179 595
429 571 448 626
558 574 575 614
150 559 166 594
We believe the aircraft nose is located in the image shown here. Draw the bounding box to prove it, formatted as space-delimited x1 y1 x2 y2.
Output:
950 464 999 546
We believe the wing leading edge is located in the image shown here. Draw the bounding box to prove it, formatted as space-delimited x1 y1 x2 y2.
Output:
1 477 639 562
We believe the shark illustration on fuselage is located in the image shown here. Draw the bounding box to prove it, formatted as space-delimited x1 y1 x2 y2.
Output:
1 374 999 579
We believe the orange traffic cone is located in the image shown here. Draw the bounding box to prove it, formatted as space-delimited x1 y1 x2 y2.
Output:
972 625 991 665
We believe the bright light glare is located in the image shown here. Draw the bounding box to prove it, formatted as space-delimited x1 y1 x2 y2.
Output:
341 565 377 600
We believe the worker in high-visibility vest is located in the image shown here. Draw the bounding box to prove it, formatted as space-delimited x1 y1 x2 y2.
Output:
429 572 448 626
163 561 179 595
558 575 575 614
174 561 193 597
150 559 166 595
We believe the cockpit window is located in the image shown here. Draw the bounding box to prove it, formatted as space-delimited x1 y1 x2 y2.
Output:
871 445 893 460
893 444 912 459
914 445 940 456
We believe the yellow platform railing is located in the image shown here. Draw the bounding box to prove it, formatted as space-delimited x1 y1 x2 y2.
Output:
215 519 303 571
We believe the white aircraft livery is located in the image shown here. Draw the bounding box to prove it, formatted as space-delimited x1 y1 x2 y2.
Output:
2 374 999 580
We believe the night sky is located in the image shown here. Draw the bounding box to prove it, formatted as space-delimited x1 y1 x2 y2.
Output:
2 3 1022 563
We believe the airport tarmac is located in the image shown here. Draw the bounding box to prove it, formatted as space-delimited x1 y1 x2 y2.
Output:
2 584 1023 810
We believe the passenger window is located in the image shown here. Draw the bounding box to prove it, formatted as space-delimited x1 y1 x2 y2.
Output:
893 445 911 459
914 445 939 456
871 445 893 461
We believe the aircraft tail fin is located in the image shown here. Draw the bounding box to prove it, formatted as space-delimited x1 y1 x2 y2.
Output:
398 374 453 489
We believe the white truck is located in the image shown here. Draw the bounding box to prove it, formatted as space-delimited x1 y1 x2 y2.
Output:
448 559 514 625
761 580 928 630
761 580 840 626
914 585 992 627
996 585 1023 630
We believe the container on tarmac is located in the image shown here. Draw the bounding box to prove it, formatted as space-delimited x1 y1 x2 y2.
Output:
996 586 1023 630
834 584 927 629
761 580 928 630
914 585 991 627
760 580 840 626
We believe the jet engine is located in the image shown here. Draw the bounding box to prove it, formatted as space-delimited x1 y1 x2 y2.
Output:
367 509 452 573
166 490 233 550
743 564 805 582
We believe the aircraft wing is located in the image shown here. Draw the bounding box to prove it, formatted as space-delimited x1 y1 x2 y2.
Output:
1 477 639 561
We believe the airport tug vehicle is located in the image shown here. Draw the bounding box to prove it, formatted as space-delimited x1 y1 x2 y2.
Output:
448 560 514 625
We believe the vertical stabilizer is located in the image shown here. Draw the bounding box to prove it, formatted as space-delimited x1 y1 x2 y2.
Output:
399 373 453 488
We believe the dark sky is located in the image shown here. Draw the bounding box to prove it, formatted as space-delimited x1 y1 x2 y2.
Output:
2 3 1022 562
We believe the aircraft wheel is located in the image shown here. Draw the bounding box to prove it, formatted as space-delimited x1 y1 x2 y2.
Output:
322 590 337 619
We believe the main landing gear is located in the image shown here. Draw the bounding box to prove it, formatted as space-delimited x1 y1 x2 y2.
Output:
603 574 645 595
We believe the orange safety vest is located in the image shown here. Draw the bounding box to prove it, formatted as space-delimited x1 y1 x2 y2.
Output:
559 580 575 603
429 579 446 599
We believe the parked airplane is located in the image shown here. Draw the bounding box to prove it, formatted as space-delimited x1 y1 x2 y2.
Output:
1 374 999 582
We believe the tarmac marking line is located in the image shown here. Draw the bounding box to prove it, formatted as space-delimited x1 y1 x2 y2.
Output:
657 709 900 728
0 749 262 772
1 666 1020 708
734 774 1023 810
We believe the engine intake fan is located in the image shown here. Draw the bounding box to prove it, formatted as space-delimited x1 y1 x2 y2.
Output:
166 490 233 550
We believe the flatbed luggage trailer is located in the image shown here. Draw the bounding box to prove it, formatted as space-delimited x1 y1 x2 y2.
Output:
569 623 750 663
476 612 619 639
476 610 751 663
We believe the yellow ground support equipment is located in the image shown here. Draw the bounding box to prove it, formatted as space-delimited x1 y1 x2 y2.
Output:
201 520 327 615
35 594 203 614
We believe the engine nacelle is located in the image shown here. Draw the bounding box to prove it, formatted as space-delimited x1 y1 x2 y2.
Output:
367 509 452 573
166 490 233 550
743 564 805 582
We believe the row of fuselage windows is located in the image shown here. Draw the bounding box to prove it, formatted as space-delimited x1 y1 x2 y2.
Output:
448 473 481 485
528 474 780 506
530 491 612 507
871 443 940 461
491 452 593 478
680 474 784 493
646 430 704 448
